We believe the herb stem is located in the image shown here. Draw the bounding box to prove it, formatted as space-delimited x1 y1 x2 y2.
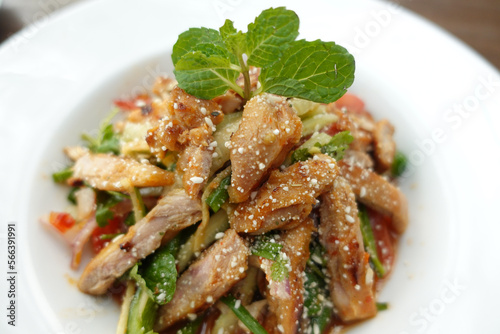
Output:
237 53 251 100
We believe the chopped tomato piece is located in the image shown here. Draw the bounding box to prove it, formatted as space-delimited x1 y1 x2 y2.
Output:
335 93 365 114
114 94 151 111
367 207 396 276
49 212 76 233
91 217 123 254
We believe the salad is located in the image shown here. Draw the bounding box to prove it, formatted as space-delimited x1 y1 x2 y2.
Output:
44 7 408 334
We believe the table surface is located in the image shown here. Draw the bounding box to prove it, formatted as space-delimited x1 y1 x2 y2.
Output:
1 0 499 70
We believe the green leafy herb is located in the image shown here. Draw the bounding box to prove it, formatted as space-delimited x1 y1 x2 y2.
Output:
52 167 73 183
270 253 289 282
391 151 408 177
126 286 158 334
291 148 312 164
206 176 231 213
172 7 354 103
245 7 299 68
291 131 354 163
95 191 128 227
319 130 354 160
176 316 204 334
252 234 289 282
376 302 389 311
251 234 283 260
220 295 269 334
82 109 121 155
259 39 355 103
130 237 180 305
358 204 386 277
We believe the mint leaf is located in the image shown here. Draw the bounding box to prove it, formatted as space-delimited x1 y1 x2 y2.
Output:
174 53 240 99
260 39 355 103
130 237 180 305
172 28 225 65
219 20 246 57
246 7 299 67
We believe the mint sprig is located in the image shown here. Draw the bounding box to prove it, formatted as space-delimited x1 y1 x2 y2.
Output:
172 7 354 103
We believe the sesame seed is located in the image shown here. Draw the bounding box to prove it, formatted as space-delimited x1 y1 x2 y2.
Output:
190 176 204 184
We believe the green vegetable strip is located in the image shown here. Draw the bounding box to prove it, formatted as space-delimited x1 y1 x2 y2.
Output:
376 302 389 311
220 295 269 334
52 167 73 183
358 204 386 277
130 186 146 222
126 286 158 334
391 151 408 177
205 176 231 213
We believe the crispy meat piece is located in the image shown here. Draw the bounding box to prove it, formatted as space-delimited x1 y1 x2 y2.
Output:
343 149 374 170
154 229 248 331
373 119 396 172
262 219 314 334
146 87 223 197
212 89 245 114
176 126 214 197
339 160 408 234
230 155 338 234
325 104 374 152
228 93 302 203
319 177 377 322
70 153 174 192
146 86 223 155
78 189 201 295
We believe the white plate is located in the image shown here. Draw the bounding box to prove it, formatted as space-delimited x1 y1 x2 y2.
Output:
1 0 499 333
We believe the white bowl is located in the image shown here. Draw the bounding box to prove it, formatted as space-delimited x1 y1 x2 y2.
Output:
1 0 499 333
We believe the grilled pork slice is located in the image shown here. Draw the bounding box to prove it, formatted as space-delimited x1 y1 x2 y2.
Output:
319 177 377 322
228 93 302 203
339 161 408 234
230 155 338 234
70 153 174 192
78 189 201 295
262 219 314 334
373 119 396 172
154 229 248 331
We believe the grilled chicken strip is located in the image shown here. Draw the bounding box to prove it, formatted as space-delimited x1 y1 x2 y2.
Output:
230 154 338 234
339 161 408 234
78 189 201 295
319 177 377 322
262 219 314 334
70 153 174 192
154 229 248 331
373 119 396 172
228 93 302 203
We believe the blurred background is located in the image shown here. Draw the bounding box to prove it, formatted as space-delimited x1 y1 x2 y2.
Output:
0 0 499 69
